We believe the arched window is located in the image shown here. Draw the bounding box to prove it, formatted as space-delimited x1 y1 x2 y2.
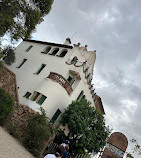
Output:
50 48 59 56
71 56 78 64
58 49 68 57
41 46 51 54
46 46 51 54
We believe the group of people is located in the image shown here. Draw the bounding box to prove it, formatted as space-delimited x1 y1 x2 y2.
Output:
44 140 70 158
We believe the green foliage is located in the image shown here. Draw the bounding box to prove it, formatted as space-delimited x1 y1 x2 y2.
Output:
32 0 54 15
6 122 19 138
0 88 14 125
24 108 55 157
126 139 141 158
61 100 110 155
126 153 134 158
24 8 42 40
0 0 54 42
0 0 53 66
0 60 4 69
54 129 68 145
2 46 15 66
0 0 54 65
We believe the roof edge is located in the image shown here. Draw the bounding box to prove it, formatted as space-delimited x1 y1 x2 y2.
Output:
23 39 73 49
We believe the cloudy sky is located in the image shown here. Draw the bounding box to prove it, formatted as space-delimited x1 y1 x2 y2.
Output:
32 0 141 156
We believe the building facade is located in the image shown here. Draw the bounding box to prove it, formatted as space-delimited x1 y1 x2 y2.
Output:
8 38 103 123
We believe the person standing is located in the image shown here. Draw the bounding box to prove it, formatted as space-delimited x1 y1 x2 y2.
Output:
61 140 70 158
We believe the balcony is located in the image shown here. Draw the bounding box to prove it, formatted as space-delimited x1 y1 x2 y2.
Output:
47 72 73 95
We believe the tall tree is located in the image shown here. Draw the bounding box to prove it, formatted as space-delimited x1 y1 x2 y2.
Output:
61 99 110 155
0 0 54 65
0 0 54 41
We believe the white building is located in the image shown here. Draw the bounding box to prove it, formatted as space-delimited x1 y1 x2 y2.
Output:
8 38 103 123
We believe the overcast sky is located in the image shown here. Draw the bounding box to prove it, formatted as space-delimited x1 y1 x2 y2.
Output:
33 0 141 156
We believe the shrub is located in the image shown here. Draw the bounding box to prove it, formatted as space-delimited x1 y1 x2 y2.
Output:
0 60 4 69
24 108 55 157
6 122 19 138
0 88 14 125
2 46 15 66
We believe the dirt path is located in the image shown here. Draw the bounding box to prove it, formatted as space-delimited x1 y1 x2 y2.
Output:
0 126 34 158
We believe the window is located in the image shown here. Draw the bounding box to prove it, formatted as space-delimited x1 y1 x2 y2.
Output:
32 92 40 101
77 90 84 101
50 109 61 123
67 76 75 85
17 59 27 68
23 92 31 99
41 46 51 54
46 46 51 54
58 49 68 57
71 56 78 64
37 95 47 105
26 45 33 52
35 64 46 75
49 48 59 56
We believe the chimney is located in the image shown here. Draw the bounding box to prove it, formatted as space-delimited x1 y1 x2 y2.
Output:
64 37 71 45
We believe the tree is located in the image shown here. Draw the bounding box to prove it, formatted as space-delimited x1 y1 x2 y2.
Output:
0 0 54 65
0 0 54 41
0 88 14 125
61 99 110 155
24 108 55 157
126 153 134 158
2 46 15 66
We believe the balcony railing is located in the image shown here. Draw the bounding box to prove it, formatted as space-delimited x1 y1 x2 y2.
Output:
47 72 73 95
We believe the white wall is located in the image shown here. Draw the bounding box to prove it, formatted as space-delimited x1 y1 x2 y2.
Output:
8 40 96 119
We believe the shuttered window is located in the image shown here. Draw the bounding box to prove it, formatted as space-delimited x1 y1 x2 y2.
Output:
50 109 61 123
37 95 47 105
33 92 40 101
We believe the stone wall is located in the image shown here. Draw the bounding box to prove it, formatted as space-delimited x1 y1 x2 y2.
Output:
0 66 36 140
0 66 19 107
5 104 36 140
0 67 52 157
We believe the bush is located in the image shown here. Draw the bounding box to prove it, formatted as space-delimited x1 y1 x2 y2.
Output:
0 88 14 125
24 108 55 157
0 60 4 69
6 122 19 138
2 46 15 66
0 51 4 69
